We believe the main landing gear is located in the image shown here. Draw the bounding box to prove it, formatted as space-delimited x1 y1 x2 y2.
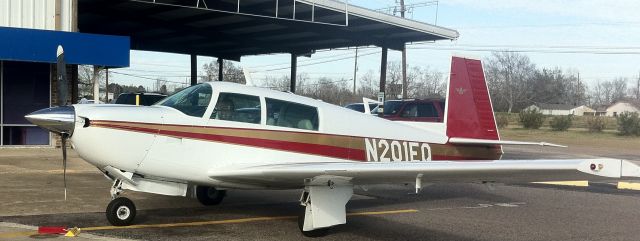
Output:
106 179 136 226
297 181 353 237
195 186 226 206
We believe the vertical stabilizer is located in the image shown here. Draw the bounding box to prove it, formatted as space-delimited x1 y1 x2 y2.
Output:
446 56 500 140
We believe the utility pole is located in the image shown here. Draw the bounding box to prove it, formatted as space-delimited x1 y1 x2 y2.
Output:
92 66 101 103
353 47 358 94
400 0 408 99
105 68 109 103
636 71 640 100
575 72 580 105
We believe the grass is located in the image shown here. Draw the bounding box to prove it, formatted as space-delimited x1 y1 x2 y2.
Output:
496 112 618 130
499 126 640 150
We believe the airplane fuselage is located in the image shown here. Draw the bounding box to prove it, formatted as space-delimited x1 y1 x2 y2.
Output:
70 82 502 189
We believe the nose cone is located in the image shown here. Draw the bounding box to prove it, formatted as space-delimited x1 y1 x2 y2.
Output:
25 106 76 135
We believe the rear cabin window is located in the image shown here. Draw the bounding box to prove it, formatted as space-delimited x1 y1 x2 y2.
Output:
211 93 261 124
266 98 319 131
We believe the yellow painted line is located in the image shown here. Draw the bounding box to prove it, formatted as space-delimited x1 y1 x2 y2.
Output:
617 182 640 190
532 181 589 187
0 209 418 238
82 216 297 231
0 231 38 239
347 209 418 216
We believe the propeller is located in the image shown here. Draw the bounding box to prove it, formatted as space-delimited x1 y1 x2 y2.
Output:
25 46 76 201
56 45 69 200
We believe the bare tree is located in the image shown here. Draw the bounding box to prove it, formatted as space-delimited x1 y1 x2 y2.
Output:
589 78 629 106
78 65 105 100
612 77 628 101
357 70 378 99
201 59 246 84
408 66 446 99
484 51 536 113
385 61 403 99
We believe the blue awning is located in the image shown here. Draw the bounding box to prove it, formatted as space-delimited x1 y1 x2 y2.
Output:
0 27 129 67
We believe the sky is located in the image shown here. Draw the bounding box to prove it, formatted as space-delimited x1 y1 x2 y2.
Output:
109 0 640 92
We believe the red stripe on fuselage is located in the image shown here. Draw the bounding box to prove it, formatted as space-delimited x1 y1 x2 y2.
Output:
93 122 365 161
91 121 498 161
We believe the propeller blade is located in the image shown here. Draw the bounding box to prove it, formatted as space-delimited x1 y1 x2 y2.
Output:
56 45 68 106
61 134 68 201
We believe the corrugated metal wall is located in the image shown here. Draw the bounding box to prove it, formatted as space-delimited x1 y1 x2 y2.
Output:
0 0 73 31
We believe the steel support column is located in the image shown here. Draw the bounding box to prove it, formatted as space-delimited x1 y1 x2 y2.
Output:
190 54 197 86
380 46 388 98
218 58 223 82
378 46 388 116
290 54 297 93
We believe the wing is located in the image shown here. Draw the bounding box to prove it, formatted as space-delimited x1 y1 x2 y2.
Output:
209 159 640 188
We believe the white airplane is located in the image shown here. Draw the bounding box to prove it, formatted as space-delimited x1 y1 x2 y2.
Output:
26 47 640 237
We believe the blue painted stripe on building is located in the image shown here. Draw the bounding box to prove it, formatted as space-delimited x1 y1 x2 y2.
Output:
0 26 129 67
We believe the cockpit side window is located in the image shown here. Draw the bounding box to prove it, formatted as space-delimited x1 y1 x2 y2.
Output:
266 98 318 131
211 93 261 124
156 84 212 117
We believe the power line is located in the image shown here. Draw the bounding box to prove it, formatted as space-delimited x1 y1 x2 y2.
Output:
456 21 640 30
255 78 353 89
406 46 640 55
110 71 190 85
248 49 377 69
252 51 380 72
120 69 193 73
408 42 640 50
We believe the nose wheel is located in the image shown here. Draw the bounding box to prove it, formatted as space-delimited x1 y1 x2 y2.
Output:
106 197 136 226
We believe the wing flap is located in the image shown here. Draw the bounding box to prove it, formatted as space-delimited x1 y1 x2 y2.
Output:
210 159 640 188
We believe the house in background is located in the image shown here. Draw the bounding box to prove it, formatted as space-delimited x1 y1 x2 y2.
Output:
605 100 640 117
525 103 595 116
587 105 609 116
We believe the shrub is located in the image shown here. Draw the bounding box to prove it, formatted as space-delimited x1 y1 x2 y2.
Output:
586 116 606 132
617 112 640 136
550 115 572 131
519 109 544 129
495 114 509 128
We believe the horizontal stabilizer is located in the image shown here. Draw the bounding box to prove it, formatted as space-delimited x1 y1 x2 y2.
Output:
448 137 567 148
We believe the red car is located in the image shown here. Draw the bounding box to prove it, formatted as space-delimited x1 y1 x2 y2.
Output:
379 99 446 122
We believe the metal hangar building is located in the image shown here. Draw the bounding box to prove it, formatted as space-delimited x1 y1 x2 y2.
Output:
0 0 458 146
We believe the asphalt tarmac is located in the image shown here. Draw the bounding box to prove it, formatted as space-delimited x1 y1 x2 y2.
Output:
1 147 639 241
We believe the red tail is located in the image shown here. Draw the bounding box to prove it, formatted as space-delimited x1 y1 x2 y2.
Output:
445 56 499 140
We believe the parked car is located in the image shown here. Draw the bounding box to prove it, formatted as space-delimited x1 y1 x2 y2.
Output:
114 93 167 106
344 103 379 114
379 99 446 122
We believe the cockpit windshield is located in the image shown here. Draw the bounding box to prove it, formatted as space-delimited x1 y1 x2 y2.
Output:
156 84 212 117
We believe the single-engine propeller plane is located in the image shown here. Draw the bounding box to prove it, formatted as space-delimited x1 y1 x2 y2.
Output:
26 47 640 237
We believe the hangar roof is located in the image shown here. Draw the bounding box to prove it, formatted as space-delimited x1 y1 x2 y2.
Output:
78 0 459 60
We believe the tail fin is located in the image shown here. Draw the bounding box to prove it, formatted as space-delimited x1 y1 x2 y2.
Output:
445 56 500 140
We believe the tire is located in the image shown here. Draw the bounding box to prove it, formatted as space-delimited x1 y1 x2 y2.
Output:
297 207 330 237
106 197 136 226
195 186 226 206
